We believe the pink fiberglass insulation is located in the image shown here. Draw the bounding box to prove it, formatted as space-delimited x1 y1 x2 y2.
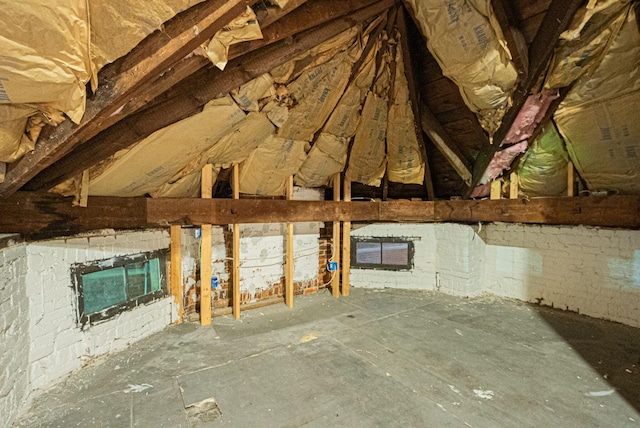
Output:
470 141 528 198
503 89 558 145
469 89 558 198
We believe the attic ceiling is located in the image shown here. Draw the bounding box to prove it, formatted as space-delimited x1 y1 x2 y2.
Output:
0 0 639 225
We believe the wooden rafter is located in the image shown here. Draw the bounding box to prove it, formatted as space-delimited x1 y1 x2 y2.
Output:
420 102 473 187
491 0 528 79
396 7 435 200
465 0 584 198
0 0 254 198
2 193 639 236
26 0 394 192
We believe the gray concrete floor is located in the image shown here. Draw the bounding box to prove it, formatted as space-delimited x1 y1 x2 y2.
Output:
15 288 640 427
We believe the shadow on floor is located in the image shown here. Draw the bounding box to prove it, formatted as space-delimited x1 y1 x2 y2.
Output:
533 303 640 413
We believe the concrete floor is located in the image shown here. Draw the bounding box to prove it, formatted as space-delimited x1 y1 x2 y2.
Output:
15 288 640 427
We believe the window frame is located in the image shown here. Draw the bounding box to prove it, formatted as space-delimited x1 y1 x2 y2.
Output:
350 237 414 271
71 249 169 327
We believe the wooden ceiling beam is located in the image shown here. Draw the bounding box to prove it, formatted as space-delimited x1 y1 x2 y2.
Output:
465 0 584 198
420 102 473 187
105 0 382 125
396 7 435 200
26 0 394 192
491 0 528 79
2 193 638 236
230 0 382 59
109 0 376 120
0 0 254 199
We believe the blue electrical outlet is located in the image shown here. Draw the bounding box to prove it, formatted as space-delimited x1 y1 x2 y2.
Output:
212 276 219 289
328 261 338 271
195 228 202 239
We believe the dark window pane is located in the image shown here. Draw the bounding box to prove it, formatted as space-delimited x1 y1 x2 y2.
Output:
382 242 409 265
356 242 381 264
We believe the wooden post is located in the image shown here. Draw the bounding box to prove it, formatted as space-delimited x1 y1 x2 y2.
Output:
200 164 213 326
331 173 341 298
342 178 351 297
490 180 501 200
232 164 241 319
509 172 518 199
285 176 294 308
170 225 183 324
567 161 575 197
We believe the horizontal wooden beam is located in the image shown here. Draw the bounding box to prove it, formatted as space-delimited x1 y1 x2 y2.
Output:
1 193 638 236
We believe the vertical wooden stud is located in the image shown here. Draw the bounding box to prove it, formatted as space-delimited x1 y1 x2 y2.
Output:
232 164 241 319
490 180 501 200
342 178 351 297
78 170 90 208
200 225 212 325
285 176 294 308
200 164 213 326
170 225 183 324
331 173 341 298
509 172 519 199
567 161 575 197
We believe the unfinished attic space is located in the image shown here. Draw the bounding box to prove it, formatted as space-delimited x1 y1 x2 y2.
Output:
2 0 640 425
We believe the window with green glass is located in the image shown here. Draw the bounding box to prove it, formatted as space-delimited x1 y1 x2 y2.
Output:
72 250 168 326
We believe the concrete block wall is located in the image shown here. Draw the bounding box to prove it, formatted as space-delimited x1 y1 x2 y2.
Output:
350 223 485 296
24 230 173 391
0 244 29 426
481 223 640 327
350 222 640 328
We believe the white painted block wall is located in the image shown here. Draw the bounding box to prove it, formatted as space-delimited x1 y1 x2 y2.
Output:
350 223 484 296
482 223 640 327
350 223 640 328
0 244 29 426
25 230 173 391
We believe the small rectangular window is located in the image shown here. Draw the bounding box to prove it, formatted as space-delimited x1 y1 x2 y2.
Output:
351 237 413 270
72 250 168 326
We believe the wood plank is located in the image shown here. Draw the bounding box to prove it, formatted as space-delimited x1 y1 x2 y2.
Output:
567 161 575 197
510 172 519 199
170 224 184 324
230 0 382 59
466 0 584 198
490 180 502 200
118 0 382 120
332 173 341 298
397 7 434 200
491 0 528 79
200 224 212 325
0 0 252 198
255 0 309 28
78 170 90 208
232 164 241 319
27 0 394 192
434 196 640 228
200 164 214 326
285 176 294 308
0 192 147 237
3 193 640 235
342 179 351 297
421 104 473 186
